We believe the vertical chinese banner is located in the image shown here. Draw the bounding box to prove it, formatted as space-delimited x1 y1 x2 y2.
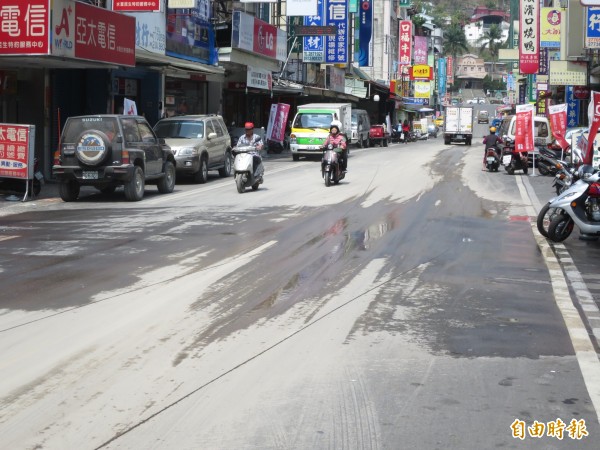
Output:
438 57 447 98
519 0 540 74
398 20 412 66
548 103 569 150
325 0 348 63
566 86 580 127
515 104 535 152
356 0 373 67
446 56 454 86
585 91 600 165
413 36 428 65
303 0 325 63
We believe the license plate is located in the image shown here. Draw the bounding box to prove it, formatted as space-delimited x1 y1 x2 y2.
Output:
502 155 512 165
487 157 495 163
306 146 317 150
83 171 98 180
456 134 462 139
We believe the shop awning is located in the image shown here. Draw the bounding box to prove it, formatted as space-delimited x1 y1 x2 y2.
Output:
0 55 120 70
304 86 361 102
135 49 225 79
272 79 305 95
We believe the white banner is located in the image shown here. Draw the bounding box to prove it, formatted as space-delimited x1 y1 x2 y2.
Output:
247 66 273 90
124 98 138 115
168 0 196 7
287 0 318 16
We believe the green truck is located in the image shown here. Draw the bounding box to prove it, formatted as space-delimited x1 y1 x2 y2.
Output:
289 103 352 161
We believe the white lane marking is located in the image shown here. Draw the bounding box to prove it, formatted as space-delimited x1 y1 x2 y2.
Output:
0 236 19 241
518 175 600 424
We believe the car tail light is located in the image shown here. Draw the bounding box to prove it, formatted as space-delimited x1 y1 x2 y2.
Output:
121 150 130 164
53 150 61 165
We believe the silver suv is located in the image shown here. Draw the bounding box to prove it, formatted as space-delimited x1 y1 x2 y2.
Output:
154 115 232 183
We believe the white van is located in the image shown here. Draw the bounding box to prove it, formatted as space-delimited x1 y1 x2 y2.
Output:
497 114 552 147
351 109 370 148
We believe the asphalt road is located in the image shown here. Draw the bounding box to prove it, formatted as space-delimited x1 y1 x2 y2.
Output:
1 131 599 449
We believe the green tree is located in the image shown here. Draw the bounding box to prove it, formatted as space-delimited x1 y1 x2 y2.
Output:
443 22 469 80
478 23 503 80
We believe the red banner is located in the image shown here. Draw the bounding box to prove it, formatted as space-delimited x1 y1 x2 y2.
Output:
515 104 535 152
548 103 569 150
0 124 32 180
519 0 540 74
585 91 600 165
398 20 412 65
0 0 50 56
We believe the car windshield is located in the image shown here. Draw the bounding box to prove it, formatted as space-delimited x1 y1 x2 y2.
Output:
62 117 119 142
154 120 204 139
293 113 332 129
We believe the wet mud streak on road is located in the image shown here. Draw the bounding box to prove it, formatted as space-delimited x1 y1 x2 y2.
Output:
344 147 575 359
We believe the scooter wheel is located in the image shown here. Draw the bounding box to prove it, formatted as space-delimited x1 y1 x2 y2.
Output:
235 174 245 193
324 172 331 187
548 214 574 242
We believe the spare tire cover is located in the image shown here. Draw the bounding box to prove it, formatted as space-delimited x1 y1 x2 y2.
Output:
76 130 111 166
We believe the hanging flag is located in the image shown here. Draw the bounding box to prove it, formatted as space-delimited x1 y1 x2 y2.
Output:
585 91 600 165
515 104 535 152
548 103 569 150
124 98 137 115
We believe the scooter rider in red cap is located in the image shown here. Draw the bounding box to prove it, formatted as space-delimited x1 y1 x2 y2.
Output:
237 122 264 150
236 122 264 175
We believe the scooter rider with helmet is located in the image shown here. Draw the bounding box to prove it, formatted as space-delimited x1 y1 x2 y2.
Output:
323 121 348 172
482 126 502 170
236 122 264 175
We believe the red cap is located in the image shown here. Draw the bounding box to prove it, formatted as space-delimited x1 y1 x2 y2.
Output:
244 122 254 130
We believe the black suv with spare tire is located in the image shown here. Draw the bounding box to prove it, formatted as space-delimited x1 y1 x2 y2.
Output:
53 115 176 201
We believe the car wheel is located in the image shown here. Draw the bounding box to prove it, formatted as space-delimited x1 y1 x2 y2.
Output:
218 151 232 177
358 136 363 148
59 180 80 202
292 154 299 161
193 156 208 183
124 166 145 201
383 139 388 147
157 161 176 193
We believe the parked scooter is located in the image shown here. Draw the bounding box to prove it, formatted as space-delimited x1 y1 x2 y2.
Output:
321 143 345 187
545 166 600 242
501 138 528 175
0 157 43 197
232 145 264 193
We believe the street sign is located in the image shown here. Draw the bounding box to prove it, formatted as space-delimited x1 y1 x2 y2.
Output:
294 25 338 36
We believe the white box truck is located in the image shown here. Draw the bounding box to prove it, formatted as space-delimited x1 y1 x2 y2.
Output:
443 106 473 145
290 103 352 161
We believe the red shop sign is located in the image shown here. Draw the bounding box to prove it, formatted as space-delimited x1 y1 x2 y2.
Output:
253 19 277 59
573 86 591 99
0 0 50 56
0 124 34 180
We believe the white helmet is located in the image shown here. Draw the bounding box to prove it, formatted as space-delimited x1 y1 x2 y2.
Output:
329 120 342 133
